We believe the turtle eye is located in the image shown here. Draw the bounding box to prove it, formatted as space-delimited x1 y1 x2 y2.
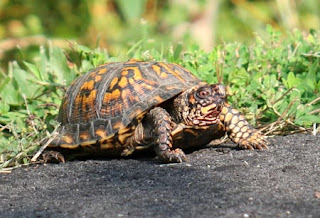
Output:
196 89 210 99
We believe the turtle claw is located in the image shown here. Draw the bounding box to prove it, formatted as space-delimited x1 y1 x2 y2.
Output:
42 151 65 163
241 144 254 150
238 131 269 151
159 148 187 163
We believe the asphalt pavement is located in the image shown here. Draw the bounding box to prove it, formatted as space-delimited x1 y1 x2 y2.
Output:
1 133 319 217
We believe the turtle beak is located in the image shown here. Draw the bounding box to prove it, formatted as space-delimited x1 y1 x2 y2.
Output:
201 104 217 115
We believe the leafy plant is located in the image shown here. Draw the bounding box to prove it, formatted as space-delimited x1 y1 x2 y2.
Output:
0 27 319 171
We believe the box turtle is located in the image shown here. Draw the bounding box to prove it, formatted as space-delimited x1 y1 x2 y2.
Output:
44 59 268 163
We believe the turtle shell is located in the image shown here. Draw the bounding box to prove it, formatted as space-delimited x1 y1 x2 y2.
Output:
49 59 203 151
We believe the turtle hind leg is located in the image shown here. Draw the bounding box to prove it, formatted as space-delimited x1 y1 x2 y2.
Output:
41 150 65 163
141 107 187 163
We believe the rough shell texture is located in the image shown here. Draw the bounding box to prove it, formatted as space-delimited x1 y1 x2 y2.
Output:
50 60 202 147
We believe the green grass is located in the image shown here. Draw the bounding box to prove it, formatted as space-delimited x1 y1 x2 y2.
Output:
0 26 319 170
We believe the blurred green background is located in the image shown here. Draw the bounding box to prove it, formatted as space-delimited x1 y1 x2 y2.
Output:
1 0 320 169
1 0 319 69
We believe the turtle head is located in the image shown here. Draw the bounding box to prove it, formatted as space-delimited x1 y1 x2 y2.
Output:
173 83 226 126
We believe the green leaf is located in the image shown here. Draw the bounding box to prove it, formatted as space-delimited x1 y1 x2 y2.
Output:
286 72 300 89
38 46 49 81
173 43 183 61
77 44 92 53
12 62 40 99
0 75 23 106
48 46 75 85
0 101 10 114
295 114 320 126
0 111 26 126
24 61 43 81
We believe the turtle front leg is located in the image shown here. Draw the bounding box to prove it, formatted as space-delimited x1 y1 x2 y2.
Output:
219 105 269 150
140 107 187 163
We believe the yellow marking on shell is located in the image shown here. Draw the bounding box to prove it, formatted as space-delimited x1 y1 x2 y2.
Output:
88 71 98 79
231 115 239 125
95 75 102 82
98 68 107 75
80 140 97 146
159 63 185 82
79 132 90 141
110 77 119 89
61 135 74 144
104 89 121 104
82 89 97 120
151 64 169 78
99 134 116 149
128 78 135 85
113 122 125 130
140 82 155 91
100 142 114 149
161 72 168 78
87 89 97 102
82 80 95 91
118 127 131 135
136 111 146 121
121 69 128 76
118 132 133 144
152 65 161 76
153 95 164 103
126 67 157 91
122 66 143 79
121 88 138 109
134 68 143 79
60 144 79 149
95 129 108 138
224 112 233 123
221 106 229 115
118 77 128 88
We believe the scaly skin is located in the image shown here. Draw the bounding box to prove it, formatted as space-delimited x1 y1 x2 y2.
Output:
143 107 187 163
219 104 269 150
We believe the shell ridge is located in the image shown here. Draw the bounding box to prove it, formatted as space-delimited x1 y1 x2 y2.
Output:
95 63 124 117
66 69 98 123
74 123 80 144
